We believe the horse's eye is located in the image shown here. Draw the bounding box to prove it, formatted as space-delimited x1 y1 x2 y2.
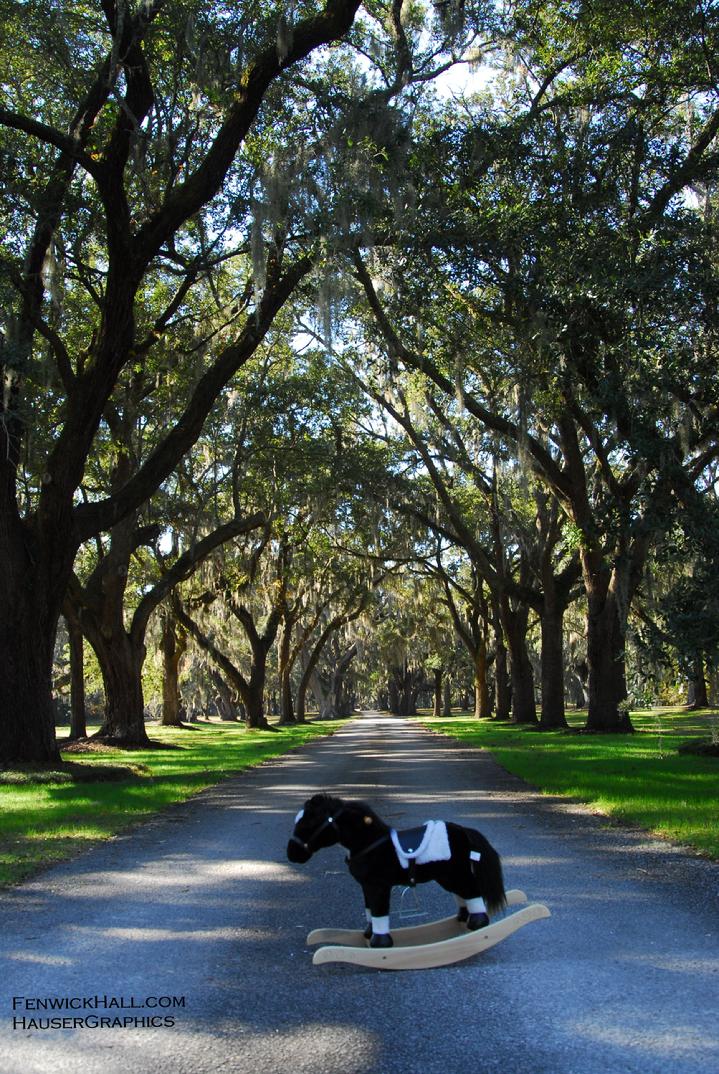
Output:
294 809 304 824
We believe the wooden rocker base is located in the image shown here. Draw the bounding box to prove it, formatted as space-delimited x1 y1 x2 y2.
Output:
308 891 551 970
307 888 529 947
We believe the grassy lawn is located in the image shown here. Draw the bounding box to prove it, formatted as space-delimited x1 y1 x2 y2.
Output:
419 708 719 859
0 718 343 889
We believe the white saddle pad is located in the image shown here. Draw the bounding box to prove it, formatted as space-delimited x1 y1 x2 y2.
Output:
390 820 451 870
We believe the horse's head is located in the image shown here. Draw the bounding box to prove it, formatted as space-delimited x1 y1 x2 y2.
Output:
287 794 345 863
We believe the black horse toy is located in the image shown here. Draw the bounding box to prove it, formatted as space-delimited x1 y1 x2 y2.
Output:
287 793 506 948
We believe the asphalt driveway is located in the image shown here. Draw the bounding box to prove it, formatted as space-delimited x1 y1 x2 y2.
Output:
1 713 717 1074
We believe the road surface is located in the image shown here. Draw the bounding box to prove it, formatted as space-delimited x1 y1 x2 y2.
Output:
1 713 718 1074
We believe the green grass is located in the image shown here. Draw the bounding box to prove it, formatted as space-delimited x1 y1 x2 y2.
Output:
0 718 343 888
419 708 719 859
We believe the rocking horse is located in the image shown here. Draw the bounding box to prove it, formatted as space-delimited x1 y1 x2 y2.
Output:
287 794 550 970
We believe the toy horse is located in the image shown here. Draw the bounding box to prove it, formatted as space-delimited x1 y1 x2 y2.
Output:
287 793 507 948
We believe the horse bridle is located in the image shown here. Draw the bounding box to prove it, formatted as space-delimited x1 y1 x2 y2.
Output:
289 807 347 855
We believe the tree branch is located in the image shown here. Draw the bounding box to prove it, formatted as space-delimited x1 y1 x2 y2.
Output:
352 251 574 500
172 594 250 697
643 103 719 224
133 0 363 266
74 253 315 539
131 510 265 641
0 108 99 174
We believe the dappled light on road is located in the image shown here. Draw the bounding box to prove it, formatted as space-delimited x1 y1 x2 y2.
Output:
6 951 73 967
569 1018 717 1061
1 713 717 1074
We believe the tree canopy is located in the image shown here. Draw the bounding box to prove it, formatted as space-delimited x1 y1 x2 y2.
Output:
2 0 719 762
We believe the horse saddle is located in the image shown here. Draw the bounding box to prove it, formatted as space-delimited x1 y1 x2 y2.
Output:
395 825 429 856
394 825 429 887
390 821 451 886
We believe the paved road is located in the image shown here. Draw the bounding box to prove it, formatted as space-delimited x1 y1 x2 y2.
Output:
1 713 718 1074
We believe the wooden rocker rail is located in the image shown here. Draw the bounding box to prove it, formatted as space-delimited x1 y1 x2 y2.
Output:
307 888 529 947
308 893 551 971
311 904 550 970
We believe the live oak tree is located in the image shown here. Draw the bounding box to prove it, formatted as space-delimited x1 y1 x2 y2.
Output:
347 358 578 725
174 527 289 730
283 434 413 721
60 236 269 741
167 337 376 726
0 0 365 762
7 0 719 759
634 491 719 708
308 630 360 718
434 554 496 720
1 0 499 762
294 589 373 720
65 424 265 743
173 530 367 728
399 566 463 718
159 602 189 727
272 526 383 723
346 1 719 731
354 575 430 717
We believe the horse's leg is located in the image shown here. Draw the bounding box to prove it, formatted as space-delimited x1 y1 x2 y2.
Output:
437 877 490 930
449 890 488 928
453 893 469 922
362 883 394 948
439 825 504 929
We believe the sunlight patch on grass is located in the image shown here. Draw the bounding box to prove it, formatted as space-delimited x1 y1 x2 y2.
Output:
0 719 343 888
420 709 719 859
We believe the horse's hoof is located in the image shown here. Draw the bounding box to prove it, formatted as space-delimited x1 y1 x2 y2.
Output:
456 907 469 922
369 933 394 948
363 924 373 940
466 912 490 931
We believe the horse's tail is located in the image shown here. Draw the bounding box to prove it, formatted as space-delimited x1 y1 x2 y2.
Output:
466 828 507 916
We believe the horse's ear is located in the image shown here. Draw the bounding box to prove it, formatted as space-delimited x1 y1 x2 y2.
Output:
363 815 373 825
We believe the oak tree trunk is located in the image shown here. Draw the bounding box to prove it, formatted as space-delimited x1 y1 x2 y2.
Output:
686 654 708 710
442 677 452 717
212 669 240 721
433 667 443 718
310 643 357 719
491 606 512 720
539 601 568 729
242 648 271 729
0 516 63 763
295 675 310 722
501 601 537 724
203 666 239 721
388 662 420 716
67 617 88 740
92 630 150 745
294 619 347 723
0 608 60 763
243 680 268 729
277 621 296 725
309 671 335 719
584 563 633 732
473 638 492 719
161 614 187 727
